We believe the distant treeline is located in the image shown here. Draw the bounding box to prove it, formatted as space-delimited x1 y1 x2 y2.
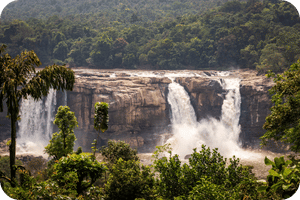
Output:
0 0 299 72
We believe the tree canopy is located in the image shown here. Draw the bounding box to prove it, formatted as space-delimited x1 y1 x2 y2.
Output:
0 0 299 71
0 44 75 186
261 60 300 152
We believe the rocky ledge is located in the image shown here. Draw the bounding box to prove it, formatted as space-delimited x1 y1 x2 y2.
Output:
0 69 280 153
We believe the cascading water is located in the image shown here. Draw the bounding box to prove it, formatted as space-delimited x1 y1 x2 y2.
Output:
64 89 67 106
17 88 57 155
165 76 260 159
14 70 263 161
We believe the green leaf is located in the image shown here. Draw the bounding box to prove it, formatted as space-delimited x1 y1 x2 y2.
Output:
283 168 292 178
257 186 268 192
269 169 279 177
264 157 274 166
274 156 285 169
6 140 11 146
282 184 292 190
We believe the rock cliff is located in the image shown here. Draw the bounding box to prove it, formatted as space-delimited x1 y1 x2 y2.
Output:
0 69 276 153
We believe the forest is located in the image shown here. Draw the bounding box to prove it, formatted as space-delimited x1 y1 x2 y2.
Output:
0 0 299 73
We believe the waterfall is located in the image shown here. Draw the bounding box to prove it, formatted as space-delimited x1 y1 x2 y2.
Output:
64 89 67 106
165 79 201 157
166 77 249 159
17 88 57 155
167 79 197 125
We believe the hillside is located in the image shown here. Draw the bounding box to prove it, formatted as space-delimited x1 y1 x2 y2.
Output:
0 0 299 72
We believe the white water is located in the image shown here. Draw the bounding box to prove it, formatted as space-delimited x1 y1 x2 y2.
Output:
17 88 57 155
64 89 67 106
165 77 262 160
14 70 262 160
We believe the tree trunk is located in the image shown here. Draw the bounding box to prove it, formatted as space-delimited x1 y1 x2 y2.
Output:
9 103 17 187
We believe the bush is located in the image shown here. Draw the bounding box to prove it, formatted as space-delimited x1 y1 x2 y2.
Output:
5 153 106 199
186 177 238 200
100 140 139 166
0 155 23 179
153 144 260 199
51 153 107 195
258 156 300 199
76 146 83 155
23 157 48 181
103 158 155 200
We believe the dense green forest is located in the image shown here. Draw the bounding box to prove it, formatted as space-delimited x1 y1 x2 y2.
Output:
0 0 299 72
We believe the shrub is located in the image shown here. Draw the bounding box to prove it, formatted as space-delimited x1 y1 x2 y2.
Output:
103 158 155 200
51 153 107 195
0 155 23 179
23 157 48 181
100 140 139 166
186 177 238 200
75 146 83 155
153 144 260 199
258 156 300 199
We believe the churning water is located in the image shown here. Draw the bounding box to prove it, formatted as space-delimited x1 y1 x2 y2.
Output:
15 71 263 161
165 76 264 160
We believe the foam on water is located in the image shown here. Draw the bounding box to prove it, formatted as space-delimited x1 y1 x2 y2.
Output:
165 75 263 160
15 70 263 160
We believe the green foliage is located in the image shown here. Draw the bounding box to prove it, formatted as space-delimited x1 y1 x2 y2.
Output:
53 41 69 61
4 173 81 199
153 144 259 199
240 44 259 68
45 139 66 162
122 53 136 68
219 0 243 14
93 102 109 155
0 156 22 178
94 102 109 133
3 170 39 200
256 43 287 73
261 61 300 152
51 59 65 66
186 177 237 200
76 146 83 155
103 158 155 200
6 140 11 146
52 153 107 195
23 157 48 181
90 35 113 67
1 0 299 70
45 106 78 160
112 38 128 55
0 44 75 185
258 156 300 199
100 140 139 166
3 154 106 199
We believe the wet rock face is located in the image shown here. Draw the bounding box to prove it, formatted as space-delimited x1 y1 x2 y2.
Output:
176 77 224 121
0 69 276 153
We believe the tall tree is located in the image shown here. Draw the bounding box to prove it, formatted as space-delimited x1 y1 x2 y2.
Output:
45 106 78 160
261 60 300 152
92 102 109 156
0 44 75 186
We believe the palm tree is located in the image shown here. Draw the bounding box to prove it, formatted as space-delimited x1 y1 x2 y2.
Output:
0 44 75 186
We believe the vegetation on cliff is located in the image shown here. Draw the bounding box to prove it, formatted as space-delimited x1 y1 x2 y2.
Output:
0 0 299 72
